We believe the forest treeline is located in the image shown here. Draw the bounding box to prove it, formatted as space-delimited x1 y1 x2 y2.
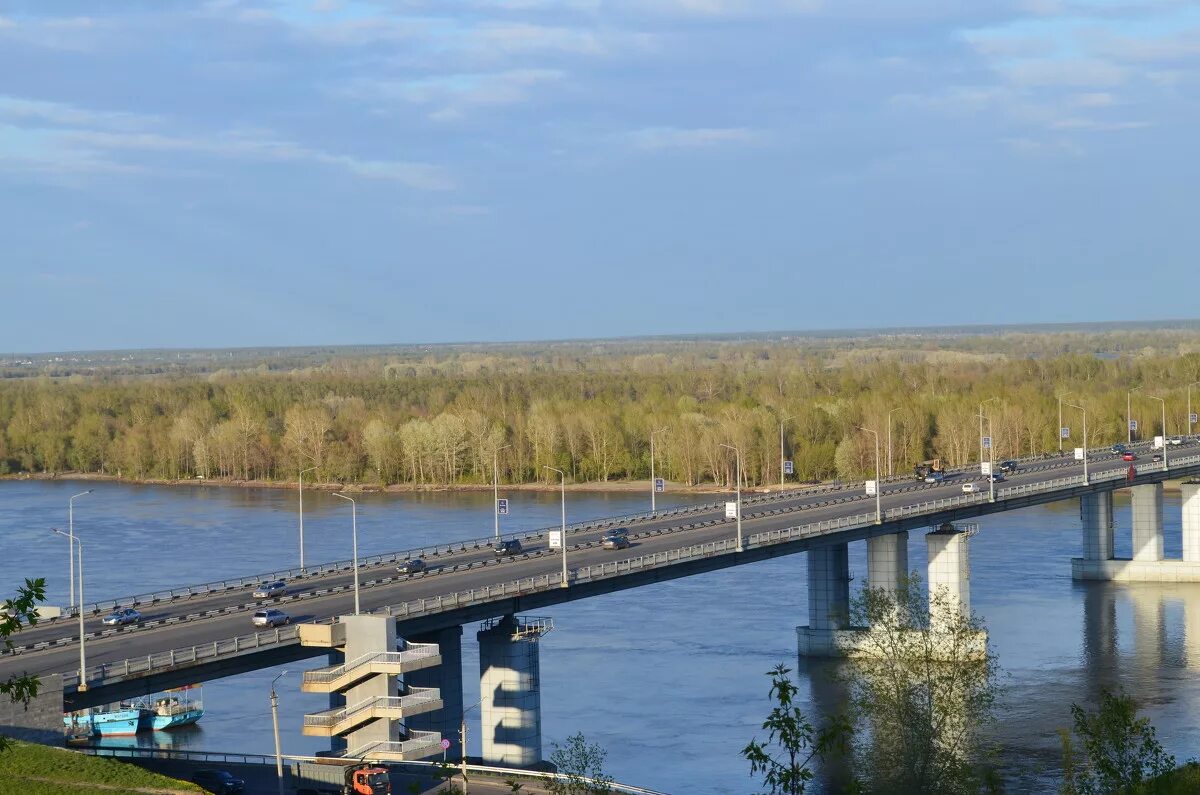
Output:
4 341 1200 488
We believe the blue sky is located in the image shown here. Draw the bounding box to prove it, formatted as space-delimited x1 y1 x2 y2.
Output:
2 0 1199 352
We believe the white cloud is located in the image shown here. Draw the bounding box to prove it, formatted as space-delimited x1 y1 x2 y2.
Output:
626 126 763 150
0 95 160 131
1002 57 1129 87
336 69 566 121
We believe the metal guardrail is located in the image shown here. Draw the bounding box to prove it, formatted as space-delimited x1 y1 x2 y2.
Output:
56 453 1200 691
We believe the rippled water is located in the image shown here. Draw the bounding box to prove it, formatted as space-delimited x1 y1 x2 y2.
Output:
3 481 1199 794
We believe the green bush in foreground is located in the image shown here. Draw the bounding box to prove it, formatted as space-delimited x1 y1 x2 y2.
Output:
0 740 202 793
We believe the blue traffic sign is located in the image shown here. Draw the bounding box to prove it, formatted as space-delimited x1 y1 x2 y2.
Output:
1060 427 1070 439
496 498 509 515
654 478 665 493
784 460 794 475
1130 420 1138 432
982 436 992 450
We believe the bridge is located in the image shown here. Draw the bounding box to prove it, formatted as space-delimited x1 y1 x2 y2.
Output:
5 439 1200 767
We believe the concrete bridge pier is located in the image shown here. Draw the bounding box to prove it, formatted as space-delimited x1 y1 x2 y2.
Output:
405 626 464 757
1181 482 1200 561
796 543 851 656
1073 483 1200 581
867 531 909 599
927 524 970 620
477 615 553 767
1131 484 1165 562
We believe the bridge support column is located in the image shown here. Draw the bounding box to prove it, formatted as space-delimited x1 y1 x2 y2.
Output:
340 615 399 752
796 543 850 656
405 626 464 758
1131 483 1164 562
1182 482 1200 562
867 531 909 598
477 615 552 767
1080 491 1115 564
927 525 970 621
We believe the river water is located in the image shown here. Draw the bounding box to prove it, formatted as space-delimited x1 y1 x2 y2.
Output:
3 480 1199 794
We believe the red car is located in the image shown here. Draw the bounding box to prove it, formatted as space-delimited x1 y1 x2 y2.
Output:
1122 452 1137 461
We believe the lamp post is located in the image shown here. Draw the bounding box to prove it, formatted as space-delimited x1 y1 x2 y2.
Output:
779 416 794 487
720 444 744 551
52 529 87 691
298 467 316 571
331 493 360 614
1147 395 1167 470
979 397 998 465
1067 404 1089 485
650 427 668 513
886 407 902 479
858 427 882 523
67 490 92 610
1128 386 1142 443
544 467 568 588
1188 381 1200 438
977 412 996 503
458 694 494 793
493 445 511 542
270 670 288 795
1056 392 1070 454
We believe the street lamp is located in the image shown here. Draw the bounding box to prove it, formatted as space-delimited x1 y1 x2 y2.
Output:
1147 395 1167 470
977 412 996 503
979 398 998 465
270 670 289 795
720 444 744 551
458 694 494 793
493 445 511 542
1128 386 1143 443
1056 392 1070 454
67 490 92 609
886 407 902 479
650 427 668 513
1188 381 1200 437
543 467 568 588
51 529 87 691
331 493 361 614
857 428 882 523
298 467 316 571
1067 404 1089 485
779 416 794 487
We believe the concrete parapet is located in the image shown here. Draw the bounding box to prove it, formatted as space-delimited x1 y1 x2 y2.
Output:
1131 483 1164 562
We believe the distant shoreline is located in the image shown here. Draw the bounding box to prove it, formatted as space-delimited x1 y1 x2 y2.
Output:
0 470 767 496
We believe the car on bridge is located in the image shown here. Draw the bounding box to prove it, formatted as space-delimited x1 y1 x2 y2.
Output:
1169 436 1184 445
396 558 426 575
999 460 1018 473
924 471 946 483
987 473 1006 483
962 482 982 494
1112 444 1128 455
102 607 141 626
602 534 631 550
252 580 287 599
1153 453 1163 462
1122 452 1138 461
251 608 290 628
493 539 523 557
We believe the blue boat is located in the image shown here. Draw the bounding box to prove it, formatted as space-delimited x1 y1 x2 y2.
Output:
64 707 147 737
144 692 204 730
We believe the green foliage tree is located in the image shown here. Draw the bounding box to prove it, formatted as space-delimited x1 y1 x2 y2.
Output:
843 575 1003 794
547 733 613 794
1064 689 1175 794
742 663 854 795
1 578 47 753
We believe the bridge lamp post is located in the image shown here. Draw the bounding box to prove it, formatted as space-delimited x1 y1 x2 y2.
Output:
1056 392 1070 454
493 444 511 542
779 416 794 488
1188 382 1200 438
857 428 882 523
51 529 88 692
298 467 316 572
650 427 668 514
1067 404 1089 485
719 444 745 551
977 412 996 503
67 490 92 610
270 670 288 795
979 398 999 465
886 407 902 479
1147 395 1167 470
1128 386 1142 444
543 467 568 588
332 493 361 615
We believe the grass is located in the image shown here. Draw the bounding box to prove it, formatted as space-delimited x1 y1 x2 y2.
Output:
1145 762 1200 793
0 740 203 794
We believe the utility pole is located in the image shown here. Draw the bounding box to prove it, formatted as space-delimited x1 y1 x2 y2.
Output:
270 671 288 795
299 466 316 571
779 416 794 487
493 444 511 541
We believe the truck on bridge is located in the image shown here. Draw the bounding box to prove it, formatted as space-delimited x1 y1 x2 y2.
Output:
296 761 391 795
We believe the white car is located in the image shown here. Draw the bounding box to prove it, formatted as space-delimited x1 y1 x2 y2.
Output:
252 580 287 599
1168 436 1184 446
252 609 289 628
962 482 982 494
102 607 141 626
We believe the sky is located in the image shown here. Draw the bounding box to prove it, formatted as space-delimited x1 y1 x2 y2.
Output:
2 0 1199 352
